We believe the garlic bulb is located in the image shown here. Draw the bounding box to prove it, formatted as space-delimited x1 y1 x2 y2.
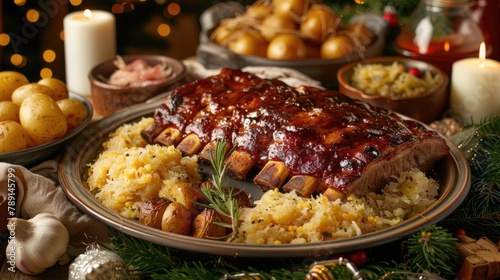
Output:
5 213 69 275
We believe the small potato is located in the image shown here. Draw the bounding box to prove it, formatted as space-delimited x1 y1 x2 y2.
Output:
0 121 30 153
161 201 193 235
0 101 20 122
191 208 228 239
11 83 58 106
139 197 171 229
159 182 204 214
19 93 67 146
0 71 29 102
38 77 69 101
57 99 89 132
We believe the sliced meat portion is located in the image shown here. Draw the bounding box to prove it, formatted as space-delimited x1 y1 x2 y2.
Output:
142 68 450 197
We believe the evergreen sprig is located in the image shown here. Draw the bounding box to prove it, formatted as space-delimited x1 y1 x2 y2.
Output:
464 115 500 135
403 225 458 278
443 117 500 242
110 227 235 279
469 135 500 213
110 224 459 279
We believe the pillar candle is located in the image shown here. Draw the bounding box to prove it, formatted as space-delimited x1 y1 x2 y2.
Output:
64 10 116 96
450 43 500 124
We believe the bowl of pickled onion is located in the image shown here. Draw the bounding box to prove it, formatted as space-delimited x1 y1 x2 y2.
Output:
89 55 186 116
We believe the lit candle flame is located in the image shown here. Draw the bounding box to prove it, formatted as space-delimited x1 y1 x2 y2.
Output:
444 41 450 52
83 9 92 20
479 42 486 67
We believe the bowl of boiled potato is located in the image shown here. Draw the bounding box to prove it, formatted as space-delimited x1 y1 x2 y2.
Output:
0 71 93 167
197 1 387 88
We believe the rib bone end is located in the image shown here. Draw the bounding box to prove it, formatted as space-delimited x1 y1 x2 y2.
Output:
176 134 202 156
282 175 318 197
253 160 289 191
225 150 255 180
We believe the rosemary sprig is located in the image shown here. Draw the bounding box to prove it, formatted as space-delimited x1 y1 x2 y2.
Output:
194 139 242 241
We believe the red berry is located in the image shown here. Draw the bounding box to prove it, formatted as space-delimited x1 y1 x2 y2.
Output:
347 249 367 267
408 67 422 78
455 228 467 237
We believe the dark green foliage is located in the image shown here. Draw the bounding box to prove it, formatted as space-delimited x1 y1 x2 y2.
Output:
403 225 458 277
442 117 500 243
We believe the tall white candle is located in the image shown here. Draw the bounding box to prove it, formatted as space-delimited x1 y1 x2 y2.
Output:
64 10 116 96
450 43 500 124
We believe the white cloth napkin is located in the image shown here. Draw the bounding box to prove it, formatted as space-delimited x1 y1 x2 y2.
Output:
183 60 323 88
0 160 109 247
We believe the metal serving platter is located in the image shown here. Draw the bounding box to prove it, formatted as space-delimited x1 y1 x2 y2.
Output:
59 99 470 258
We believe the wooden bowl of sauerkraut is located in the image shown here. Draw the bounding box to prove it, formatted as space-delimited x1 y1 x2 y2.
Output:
337 56 449 124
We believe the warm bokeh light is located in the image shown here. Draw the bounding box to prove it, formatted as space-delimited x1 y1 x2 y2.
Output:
167 3 181 16
60 30 65 41
26 9 40 22
0 33 10 46
43 50 56 63
10 54 26 67
354 0 366 4
112 4 124 13
158 24 171 37
69 0 83 6
14 0 26 6
444 41 450 52
40 68 53 79
156 0 167 5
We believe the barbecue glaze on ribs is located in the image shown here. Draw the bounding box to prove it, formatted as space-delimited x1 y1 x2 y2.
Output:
141 68 450 198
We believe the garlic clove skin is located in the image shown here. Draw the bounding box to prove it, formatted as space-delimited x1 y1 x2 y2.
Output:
5 213 70 275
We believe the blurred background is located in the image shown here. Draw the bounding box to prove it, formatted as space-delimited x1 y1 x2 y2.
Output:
1 0 216 81
0 0 497 83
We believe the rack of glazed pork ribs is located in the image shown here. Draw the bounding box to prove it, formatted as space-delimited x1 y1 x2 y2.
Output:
141 68 450 200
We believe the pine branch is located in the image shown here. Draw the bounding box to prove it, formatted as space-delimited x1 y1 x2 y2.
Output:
150 262 225 280
444 119 500 243
464 115 500 135
110 220 462 280
403 225 458 278
110 227 236 279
